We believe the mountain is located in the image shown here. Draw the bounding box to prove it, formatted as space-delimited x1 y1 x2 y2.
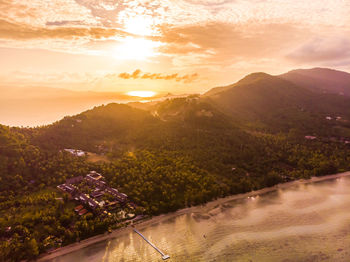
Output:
279 67 350 96
204 73 309 123
31 97 244 155
205 72 309 115
0 86 165 127
204 72 350 135
203 72 278 97
31 103 160 152
35 69 350 153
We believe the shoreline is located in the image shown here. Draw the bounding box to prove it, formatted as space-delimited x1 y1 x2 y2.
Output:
37 171 350 261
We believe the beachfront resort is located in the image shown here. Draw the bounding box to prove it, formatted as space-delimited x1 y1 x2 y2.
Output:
57 171 137 219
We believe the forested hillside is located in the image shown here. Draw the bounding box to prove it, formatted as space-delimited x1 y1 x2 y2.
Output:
2 68 350 261
280 68 350 96
205 72 350 136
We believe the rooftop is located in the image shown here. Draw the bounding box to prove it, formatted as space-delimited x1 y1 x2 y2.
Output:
79 209 88 216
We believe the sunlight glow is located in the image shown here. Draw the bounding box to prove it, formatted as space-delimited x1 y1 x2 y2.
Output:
113 37 161 60
127 91 157 97
124 16 155 36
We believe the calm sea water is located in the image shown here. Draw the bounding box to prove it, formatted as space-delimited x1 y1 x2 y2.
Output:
46 176 350 262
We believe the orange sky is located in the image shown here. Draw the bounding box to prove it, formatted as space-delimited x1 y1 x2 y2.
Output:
1 0 350 94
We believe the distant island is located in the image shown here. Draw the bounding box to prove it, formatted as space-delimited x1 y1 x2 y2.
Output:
1 68 350 261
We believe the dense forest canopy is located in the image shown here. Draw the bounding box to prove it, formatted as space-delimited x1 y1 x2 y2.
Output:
1 69 350 261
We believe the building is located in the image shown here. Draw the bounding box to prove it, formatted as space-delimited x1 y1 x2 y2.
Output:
87 198 99 210
86 171 104 180
90 190 104 199
64 149 85 157
57 184 75 194
56 184 65 192
85 176 107 188
75 205 84 212
105 201 118 209
105 187 128 203
57 171 130 214
79 193 89 203
105 187 119 195
79 209 88 216
85 171 106 188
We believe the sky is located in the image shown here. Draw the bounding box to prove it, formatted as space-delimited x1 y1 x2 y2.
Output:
1 0 350 94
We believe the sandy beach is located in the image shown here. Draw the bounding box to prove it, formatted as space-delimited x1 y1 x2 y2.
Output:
37 171 350 261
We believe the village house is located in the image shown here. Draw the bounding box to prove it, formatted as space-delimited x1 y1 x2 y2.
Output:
86 171 103 180
79 209 88 216
79 193 89 203
64 149 86 157
87 198 99 210
85 176 106 188
74 205 84 212
105 187 128 203
56 184 75 195
105 201 118 210
90 189 104 199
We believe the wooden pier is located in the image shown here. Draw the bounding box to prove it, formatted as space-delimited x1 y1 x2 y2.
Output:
133 228 170 260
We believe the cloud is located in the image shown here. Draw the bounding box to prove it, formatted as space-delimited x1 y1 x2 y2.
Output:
153 21 310 70
182 0 234 7
286 37 350 65
0 19 131 40
46 20 83 26
160 22 307 52
118 69 142 79
117 69 199 83
1 0 350 93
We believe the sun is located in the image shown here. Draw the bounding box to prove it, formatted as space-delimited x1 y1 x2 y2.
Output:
112 14 162 60
127 91 157 98
123 15 154 36
113 37 161 60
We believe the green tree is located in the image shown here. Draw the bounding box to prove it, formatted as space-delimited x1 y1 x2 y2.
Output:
25 238 39 258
